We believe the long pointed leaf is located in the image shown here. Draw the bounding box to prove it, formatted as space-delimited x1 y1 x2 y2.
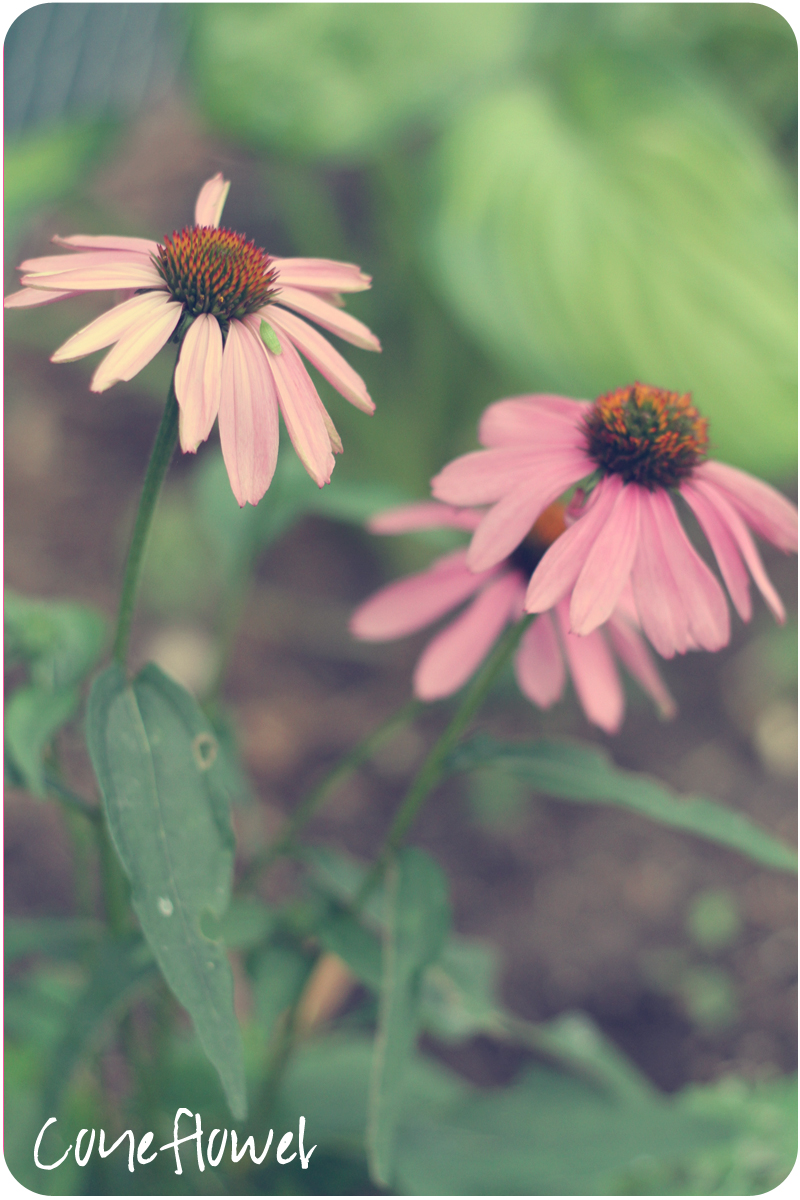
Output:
451 736 797 872
87 662 247 1118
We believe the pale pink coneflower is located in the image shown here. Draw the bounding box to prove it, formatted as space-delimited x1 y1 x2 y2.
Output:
5 174 380 506
350 499 676 734
431 385 797 659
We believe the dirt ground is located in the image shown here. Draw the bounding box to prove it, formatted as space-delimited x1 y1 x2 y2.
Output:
5 107 797 1097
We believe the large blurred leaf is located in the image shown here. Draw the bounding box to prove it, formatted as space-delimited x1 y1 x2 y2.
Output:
190 3 529 162
367 848 450 1188
428 54 797 477
4 685 79 797
4 121 111 257
451 735 798 873
396 1062 731 1195
5 591 107 690
86 662 246 1119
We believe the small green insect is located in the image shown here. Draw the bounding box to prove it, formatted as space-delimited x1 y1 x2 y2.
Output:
259 319 282 355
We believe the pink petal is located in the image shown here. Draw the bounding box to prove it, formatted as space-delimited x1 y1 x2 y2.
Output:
689 479 786 623
432 447 548 506
526 476 623 613
276 286 380 351
413 572 521 700
642 489 730 654
697 461 798 553
266 306 374 413
174 315 223 453
244 316 335 487
21 261 164 291
89 296 182 392
514 612 566 707
218 320 280 507
194 173 231 228
350 550 488 641
368 502 482 535
607 616 677 719
630 490 692 658
52 233 159 255
4 287 79 308
680 482 752 621
478 395 589 448
51 291 174 362
570 484 641 634
19 249 153 273
556 599 624 733
271 257 371 293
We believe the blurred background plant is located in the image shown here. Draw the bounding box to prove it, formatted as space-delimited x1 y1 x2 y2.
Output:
4 3 797 1195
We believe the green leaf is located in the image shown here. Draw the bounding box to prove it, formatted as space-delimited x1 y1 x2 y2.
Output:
395 1062 733 1195
428 58 797 478
367 848 450 1188
419 937 500 1041
4 121 111 255
451 735 798 873
4 918 103 964
191 4 530 162
4 684 79 796
219 898 278 951
5 591 107 690
41 938 157 1117
86 662 247 1119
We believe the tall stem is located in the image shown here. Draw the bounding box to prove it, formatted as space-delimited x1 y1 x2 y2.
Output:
113 376 179 666
355 617 532 910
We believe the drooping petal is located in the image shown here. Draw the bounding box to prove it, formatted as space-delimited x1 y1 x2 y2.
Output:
266 306 374 413
570 483 641 634
644 489 730 654
89 295 182 392
680 481 752 621
271 257 371 292
687 479 786 623
368 502 482 535
630 489 692 658
478 395 590 448
194 173 231 228
52 233 159 255
51 291 174 363
218 319 280 507
174 314 223 453
467 451 596 573
526 476 623 613
350 550 488 640
21 260 164 291
606 617 677 719
19 249 153 272
556 600 624 733
514 612 566 708
276 286 380 351
413 572 521 700
245 316 335 487
432 447 547 506
4 287 79 308
697 461 798 553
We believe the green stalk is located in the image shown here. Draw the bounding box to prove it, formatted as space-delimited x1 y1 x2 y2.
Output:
112 376 180 666
354 617 532 910
239 698 422 889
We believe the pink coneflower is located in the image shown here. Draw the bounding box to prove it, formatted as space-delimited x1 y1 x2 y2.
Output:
5 174 380 506
350 500 675 734
432 385 797 659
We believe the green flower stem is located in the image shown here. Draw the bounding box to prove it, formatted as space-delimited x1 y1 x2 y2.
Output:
239 698 423 889
112 376 180 666
354 616 533 911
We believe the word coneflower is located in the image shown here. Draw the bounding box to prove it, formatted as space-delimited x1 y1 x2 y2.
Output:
432 386 797 658
350 500 675 733
5 174 380 505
